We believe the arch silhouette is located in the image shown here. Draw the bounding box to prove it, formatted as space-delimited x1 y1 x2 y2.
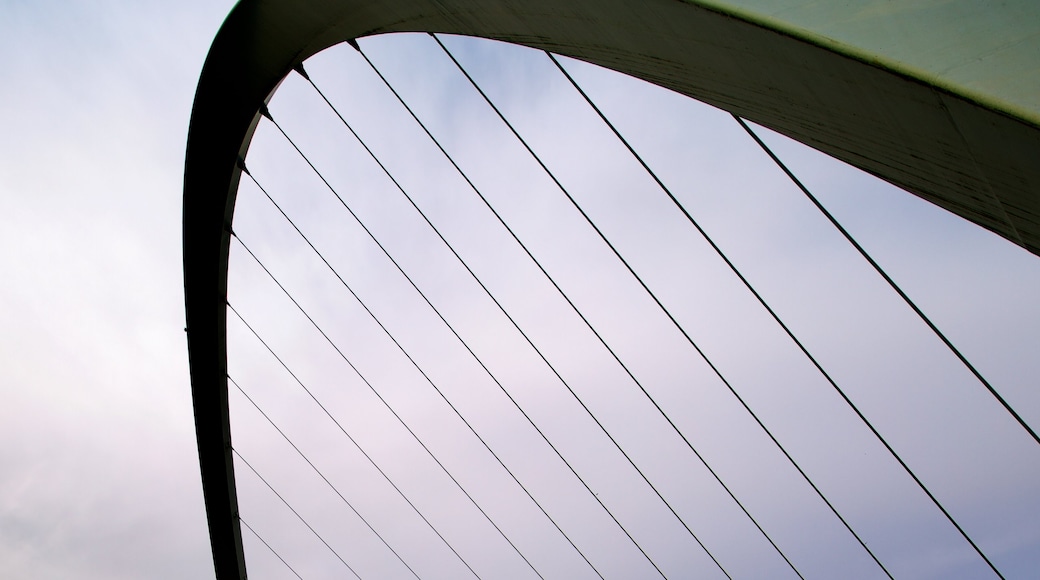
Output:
184 1 1040 577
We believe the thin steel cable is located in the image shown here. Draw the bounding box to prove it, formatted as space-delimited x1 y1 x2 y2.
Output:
229 221 570 580
227 303 482 579
545 53 892 579
233 448 362 579
433 32 838 577
228 375 421 579
293 57 748 577
733 116 1039 449
733 115 1007 579
245 112 657 577
292 59 723 579
240 516 306 580
321 43 793 578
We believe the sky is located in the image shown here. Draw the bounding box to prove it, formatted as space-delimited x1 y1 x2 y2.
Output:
0 1 235 578
2 3 1039 580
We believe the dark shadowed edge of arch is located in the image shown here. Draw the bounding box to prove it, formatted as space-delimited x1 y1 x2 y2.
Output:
183 1 1040 577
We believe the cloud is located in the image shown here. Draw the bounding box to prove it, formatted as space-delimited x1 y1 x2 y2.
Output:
2 7 1038 579
0 1 233 578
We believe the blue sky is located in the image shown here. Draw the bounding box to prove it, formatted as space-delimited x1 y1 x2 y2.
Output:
1 3 1039 579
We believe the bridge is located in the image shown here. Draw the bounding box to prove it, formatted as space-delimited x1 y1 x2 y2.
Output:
184 1 1040 577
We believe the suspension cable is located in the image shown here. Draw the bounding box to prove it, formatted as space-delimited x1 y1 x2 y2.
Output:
229 375 421 579
431 31 844 576
545 52 892 579
240 516 305 580
222 33 1034 579
434 31 1017 577
734 116 1039 449
331 40 809 578
230 227 548 579
733 115 1007 578
228 303 482 579
234 448 363 579
247 106 681 576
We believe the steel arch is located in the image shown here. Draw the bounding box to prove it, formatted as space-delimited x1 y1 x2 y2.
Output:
184 1 1040 577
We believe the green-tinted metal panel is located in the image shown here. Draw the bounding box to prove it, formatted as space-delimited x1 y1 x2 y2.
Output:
694 0 1040 125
